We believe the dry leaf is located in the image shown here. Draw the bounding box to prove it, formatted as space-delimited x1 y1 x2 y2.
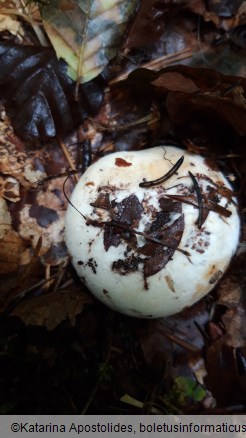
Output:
11 288 94 330
0 12 24 38
0 228 26 274
0 175 20 202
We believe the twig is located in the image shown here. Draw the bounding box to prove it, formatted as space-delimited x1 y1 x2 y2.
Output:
90 113 157 132
158 325 200 352
139 156 184 187
188 171 203 228
57 137 79 183
165 194 231 218
88 218 190 257
110 48 193 85
53 262 68 293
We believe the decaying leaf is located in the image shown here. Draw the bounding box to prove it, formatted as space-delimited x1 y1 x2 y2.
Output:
0 175 20 202
0 198 27 275
11 288 94 330
0 197 11 239
0 42 104 140
40 0 139 83
124 0 180 49
0 11 24 38
0 228 26 274
90 191 184 282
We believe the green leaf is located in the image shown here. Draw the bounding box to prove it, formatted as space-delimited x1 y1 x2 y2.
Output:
40 0 139 83
175 377 196 398
174 377 206 403
192 385 206 402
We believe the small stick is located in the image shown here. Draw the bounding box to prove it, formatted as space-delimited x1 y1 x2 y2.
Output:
109 48 193 85
139 156 184 188
37 169 79 185
188 171 203 228
88 218 190 257
57 137 79 183
165 194 231 218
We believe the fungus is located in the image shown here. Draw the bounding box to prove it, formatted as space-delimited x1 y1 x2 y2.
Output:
65 146 240 318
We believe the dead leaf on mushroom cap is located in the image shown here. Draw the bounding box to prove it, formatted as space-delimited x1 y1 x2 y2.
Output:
90 191 184 282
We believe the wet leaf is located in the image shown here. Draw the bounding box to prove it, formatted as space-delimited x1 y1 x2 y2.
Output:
152 72 199 93
41 0 139 83
207 0 243 18
124 0 180 49
0 42 104 140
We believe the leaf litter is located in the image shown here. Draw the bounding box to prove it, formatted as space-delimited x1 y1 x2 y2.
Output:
0 0 245 414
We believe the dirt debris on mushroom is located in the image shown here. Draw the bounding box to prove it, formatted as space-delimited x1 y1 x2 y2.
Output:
65 146 240 318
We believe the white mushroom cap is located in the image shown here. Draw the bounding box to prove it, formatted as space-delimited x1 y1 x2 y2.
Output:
65 146 240 318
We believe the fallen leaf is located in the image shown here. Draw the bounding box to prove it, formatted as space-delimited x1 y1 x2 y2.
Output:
0 197 11 239
11 288 94 330
0 228 26 274
0 12 24 38
152 72 199 93
124 0 180 49
142 213 184 278
41 0 138 83
0 42 104 140
0 175 20 202
207 0 243 18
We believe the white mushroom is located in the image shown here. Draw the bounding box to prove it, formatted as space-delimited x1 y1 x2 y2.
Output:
65 146 240 318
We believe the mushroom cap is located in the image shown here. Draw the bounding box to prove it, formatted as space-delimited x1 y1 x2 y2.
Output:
65 146 240 318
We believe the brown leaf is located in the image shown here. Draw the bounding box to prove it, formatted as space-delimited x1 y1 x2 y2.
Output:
0 175 20 202
144 248 173 278
111 193 144 225
124 0 180 49
159 197 182 213
166 91 246 135
152 72 199 93
100 193 144 251
142 213 185 278
0 228 26 274
221 306 246 349
91 193 111 210
103 223 122 251
11 288 94 330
